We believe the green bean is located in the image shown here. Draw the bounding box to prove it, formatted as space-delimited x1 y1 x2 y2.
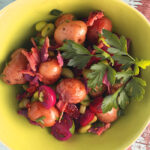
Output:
78 124 91 133
61 68 74 78
41 23 55 37
35 21 47 31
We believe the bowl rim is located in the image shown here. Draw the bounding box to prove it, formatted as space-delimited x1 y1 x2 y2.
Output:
0 0 150 150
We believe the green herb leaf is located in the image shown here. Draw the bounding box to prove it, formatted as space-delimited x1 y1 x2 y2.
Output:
116 70 133 83
87 62 107 89
120 35 127 52
125 77 146 101
117 109 125 117
59 40 90 55
59 40 91 69
135 58 150 69
107 66 116 85
102 29 122 49
107 47 127 55
118 90 129 109
133 64 140 75
50 9 63 16
35 116 45 124
94 45 114 65
67 55 91 69
101 88 121 113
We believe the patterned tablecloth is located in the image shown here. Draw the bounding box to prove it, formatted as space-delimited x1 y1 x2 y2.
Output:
0 0 149 150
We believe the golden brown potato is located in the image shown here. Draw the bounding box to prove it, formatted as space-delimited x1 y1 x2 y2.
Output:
89 84 107 97
97 107 118 123
110 83 123 94
54 20 87 45
28 101 59 127
39 59 62 84
56 78 86 104
55 13 74 27
2 49 28 84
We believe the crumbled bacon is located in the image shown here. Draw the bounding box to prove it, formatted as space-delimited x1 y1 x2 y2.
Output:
41 36 50 62
86 11 104 27
88 123 111 135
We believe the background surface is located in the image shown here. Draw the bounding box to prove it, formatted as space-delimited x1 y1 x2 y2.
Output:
0 0 149 150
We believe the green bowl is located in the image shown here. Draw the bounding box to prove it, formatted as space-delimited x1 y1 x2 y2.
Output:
0 0 150 150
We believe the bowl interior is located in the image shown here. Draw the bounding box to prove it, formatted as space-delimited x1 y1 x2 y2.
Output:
0 0 150 150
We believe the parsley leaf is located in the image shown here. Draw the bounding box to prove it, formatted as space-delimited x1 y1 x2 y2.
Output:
125 77 146 101
94 45 114 65
58 40 91 69
87 62 107 89
35 116 45 124
135 58 150 69
107 66 116 85
67 55 91 69
107 47 127 55
59 40 90 55
50 9 63 16
133 64 140 75
116 70 133 83
102 88 122 113
102 29 122 49
87 62 116 89
118 90 129 109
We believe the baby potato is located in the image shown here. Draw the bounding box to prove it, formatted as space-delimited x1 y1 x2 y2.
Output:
97 107 118 123
54 20 87 45
55 13 74 27
2 49 28 85
28 101 59 127
56 78 86 104
39 59 62 85
89 84 107 97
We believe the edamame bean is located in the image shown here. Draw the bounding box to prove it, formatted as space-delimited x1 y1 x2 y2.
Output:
41 23 55 37
80 95 90 106
89 116 97 124
31 91 38 102
78 124 91 133
22 84 28 90
61 68 74 78
18 98 29 108
39 38 45 46
35 21 47 31
79 105 86 114
49 51 55 57
69 121 75 134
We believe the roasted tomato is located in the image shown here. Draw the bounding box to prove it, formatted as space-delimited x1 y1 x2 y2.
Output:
28 101 59 127
54 20 87 45
2 49 28 84
87 17 112 44
56 78 86 104
39 59 62 84
55 14 75 27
